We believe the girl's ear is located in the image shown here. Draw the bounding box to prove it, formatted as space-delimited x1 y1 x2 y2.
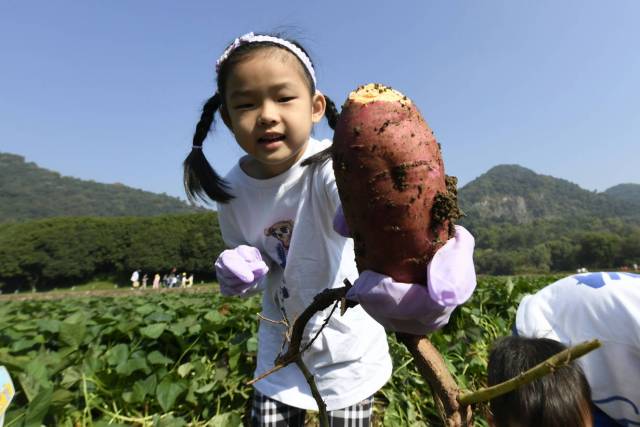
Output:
311 91 327 124
220 104 232 129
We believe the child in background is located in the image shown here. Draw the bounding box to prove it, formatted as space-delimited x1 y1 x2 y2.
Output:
487 336 593 427
515 272 640 426
183 31 475 425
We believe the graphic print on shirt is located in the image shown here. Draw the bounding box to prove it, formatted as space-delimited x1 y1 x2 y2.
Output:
592 395 640 426
264 220 294 269
574 272 640 289
264 219 295 328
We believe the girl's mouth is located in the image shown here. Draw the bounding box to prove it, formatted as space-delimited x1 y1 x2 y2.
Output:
258 134 285 144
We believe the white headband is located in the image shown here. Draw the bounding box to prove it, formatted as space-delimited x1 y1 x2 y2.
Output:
215 32 317 86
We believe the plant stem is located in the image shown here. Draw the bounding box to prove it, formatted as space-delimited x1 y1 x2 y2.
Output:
458 339 601 405
295 356 329 427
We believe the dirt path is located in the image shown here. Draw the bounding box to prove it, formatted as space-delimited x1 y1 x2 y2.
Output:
0 285 216 302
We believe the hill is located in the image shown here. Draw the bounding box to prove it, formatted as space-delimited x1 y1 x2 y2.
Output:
457 164 639 226
604 183 640 207
0 153 205 222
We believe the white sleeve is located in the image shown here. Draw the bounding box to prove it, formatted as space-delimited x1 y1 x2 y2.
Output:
216 203 247 249
315 154 341 215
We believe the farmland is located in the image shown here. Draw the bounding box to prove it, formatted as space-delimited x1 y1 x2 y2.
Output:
1 275 563 426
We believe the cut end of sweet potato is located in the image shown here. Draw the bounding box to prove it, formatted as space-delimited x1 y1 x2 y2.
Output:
346 83 412 107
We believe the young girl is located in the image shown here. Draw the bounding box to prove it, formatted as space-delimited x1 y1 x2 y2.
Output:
183 32 476 425
184 32 392 425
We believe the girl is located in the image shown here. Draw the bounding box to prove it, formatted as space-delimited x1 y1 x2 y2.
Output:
184 32 392 425
183 32 476 426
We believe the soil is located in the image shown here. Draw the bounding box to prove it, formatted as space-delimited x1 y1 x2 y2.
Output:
0 285 216 302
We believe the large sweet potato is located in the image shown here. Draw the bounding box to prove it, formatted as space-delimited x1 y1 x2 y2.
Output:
333 83 460 283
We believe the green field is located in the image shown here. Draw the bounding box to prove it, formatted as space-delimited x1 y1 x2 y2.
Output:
0 275 563 426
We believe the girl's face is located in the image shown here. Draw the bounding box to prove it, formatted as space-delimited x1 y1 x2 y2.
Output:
222 49 326 179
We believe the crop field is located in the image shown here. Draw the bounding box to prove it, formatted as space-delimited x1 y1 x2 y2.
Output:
0 275 564 426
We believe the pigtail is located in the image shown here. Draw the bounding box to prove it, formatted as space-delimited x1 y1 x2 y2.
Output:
301 95 340 166
183 93 234 204
323 96 340 130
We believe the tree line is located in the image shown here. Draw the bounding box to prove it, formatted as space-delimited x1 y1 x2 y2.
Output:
468 216 640 275
1 212 639 292
0 213 224 292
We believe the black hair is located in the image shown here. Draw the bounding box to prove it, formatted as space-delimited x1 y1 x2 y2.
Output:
487 336 592 427
183 33 339 204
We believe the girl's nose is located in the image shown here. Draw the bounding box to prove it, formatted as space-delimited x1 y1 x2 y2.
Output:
257 102 278 125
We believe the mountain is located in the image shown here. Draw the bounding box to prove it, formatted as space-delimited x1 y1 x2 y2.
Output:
0 153 205 222
457 164 639 226
604 183 640 207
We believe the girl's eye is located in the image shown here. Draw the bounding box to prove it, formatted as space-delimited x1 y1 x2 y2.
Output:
234 103 254 110
278 97 296 103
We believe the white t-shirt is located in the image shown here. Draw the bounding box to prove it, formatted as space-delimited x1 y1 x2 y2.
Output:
516 272 640 425
217 138 392 411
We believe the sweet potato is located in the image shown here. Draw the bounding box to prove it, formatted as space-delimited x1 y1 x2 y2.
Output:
333 83 460 283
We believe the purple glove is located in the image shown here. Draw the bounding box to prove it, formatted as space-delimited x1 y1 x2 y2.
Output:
346 225 476 335
215 245 269 296
333 205 350 237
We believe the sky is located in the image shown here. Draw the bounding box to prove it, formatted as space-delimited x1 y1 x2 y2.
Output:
1 1 639 205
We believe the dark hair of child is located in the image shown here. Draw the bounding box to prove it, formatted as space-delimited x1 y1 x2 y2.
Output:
487 336 593 427
183 33 339 205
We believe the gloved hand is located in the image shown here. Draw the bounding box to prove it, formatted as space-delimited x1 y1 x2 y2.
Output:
346 225 476 335
214 245 269 296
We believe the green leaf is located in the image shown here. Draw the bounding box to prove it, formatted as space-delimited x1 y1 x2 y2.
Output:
177 362 193 378
139 323 167 339
51 388 74 408
156 377 187 412
36 318 61 333
145 312 173 323
137 374 157 396
60 366 82 388
18 360 50 402
208 412 242 427
204 310 224 325
155 413 187 427
59 320 87 348
246 336 258 353
168 323 187 336
147 351 173 365
106 343 129 366
24 386 53 427
116 357 150 376
11 338 40 352
134 304 155 315
195 382 215 394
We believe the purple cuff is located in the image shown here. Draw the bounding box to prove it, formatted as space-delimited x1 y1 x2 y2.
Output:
345 225 477 335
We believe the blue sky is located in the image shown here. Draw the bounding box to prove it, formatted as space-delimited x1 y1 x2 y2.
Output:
1 1 638 203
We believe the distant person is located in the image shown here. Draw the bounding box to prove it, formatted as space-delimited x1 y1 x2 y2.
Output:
487 336 593 427
141 273 148 289
130 270 140 288
180 272 187 288
515 272 640 426
186 274 194 287
168 273 177 288
162 274 169 288
152 273 161 289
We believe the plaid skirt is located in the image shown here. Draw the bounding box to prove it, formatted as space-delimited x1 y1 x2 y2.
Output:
250 389 374 426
